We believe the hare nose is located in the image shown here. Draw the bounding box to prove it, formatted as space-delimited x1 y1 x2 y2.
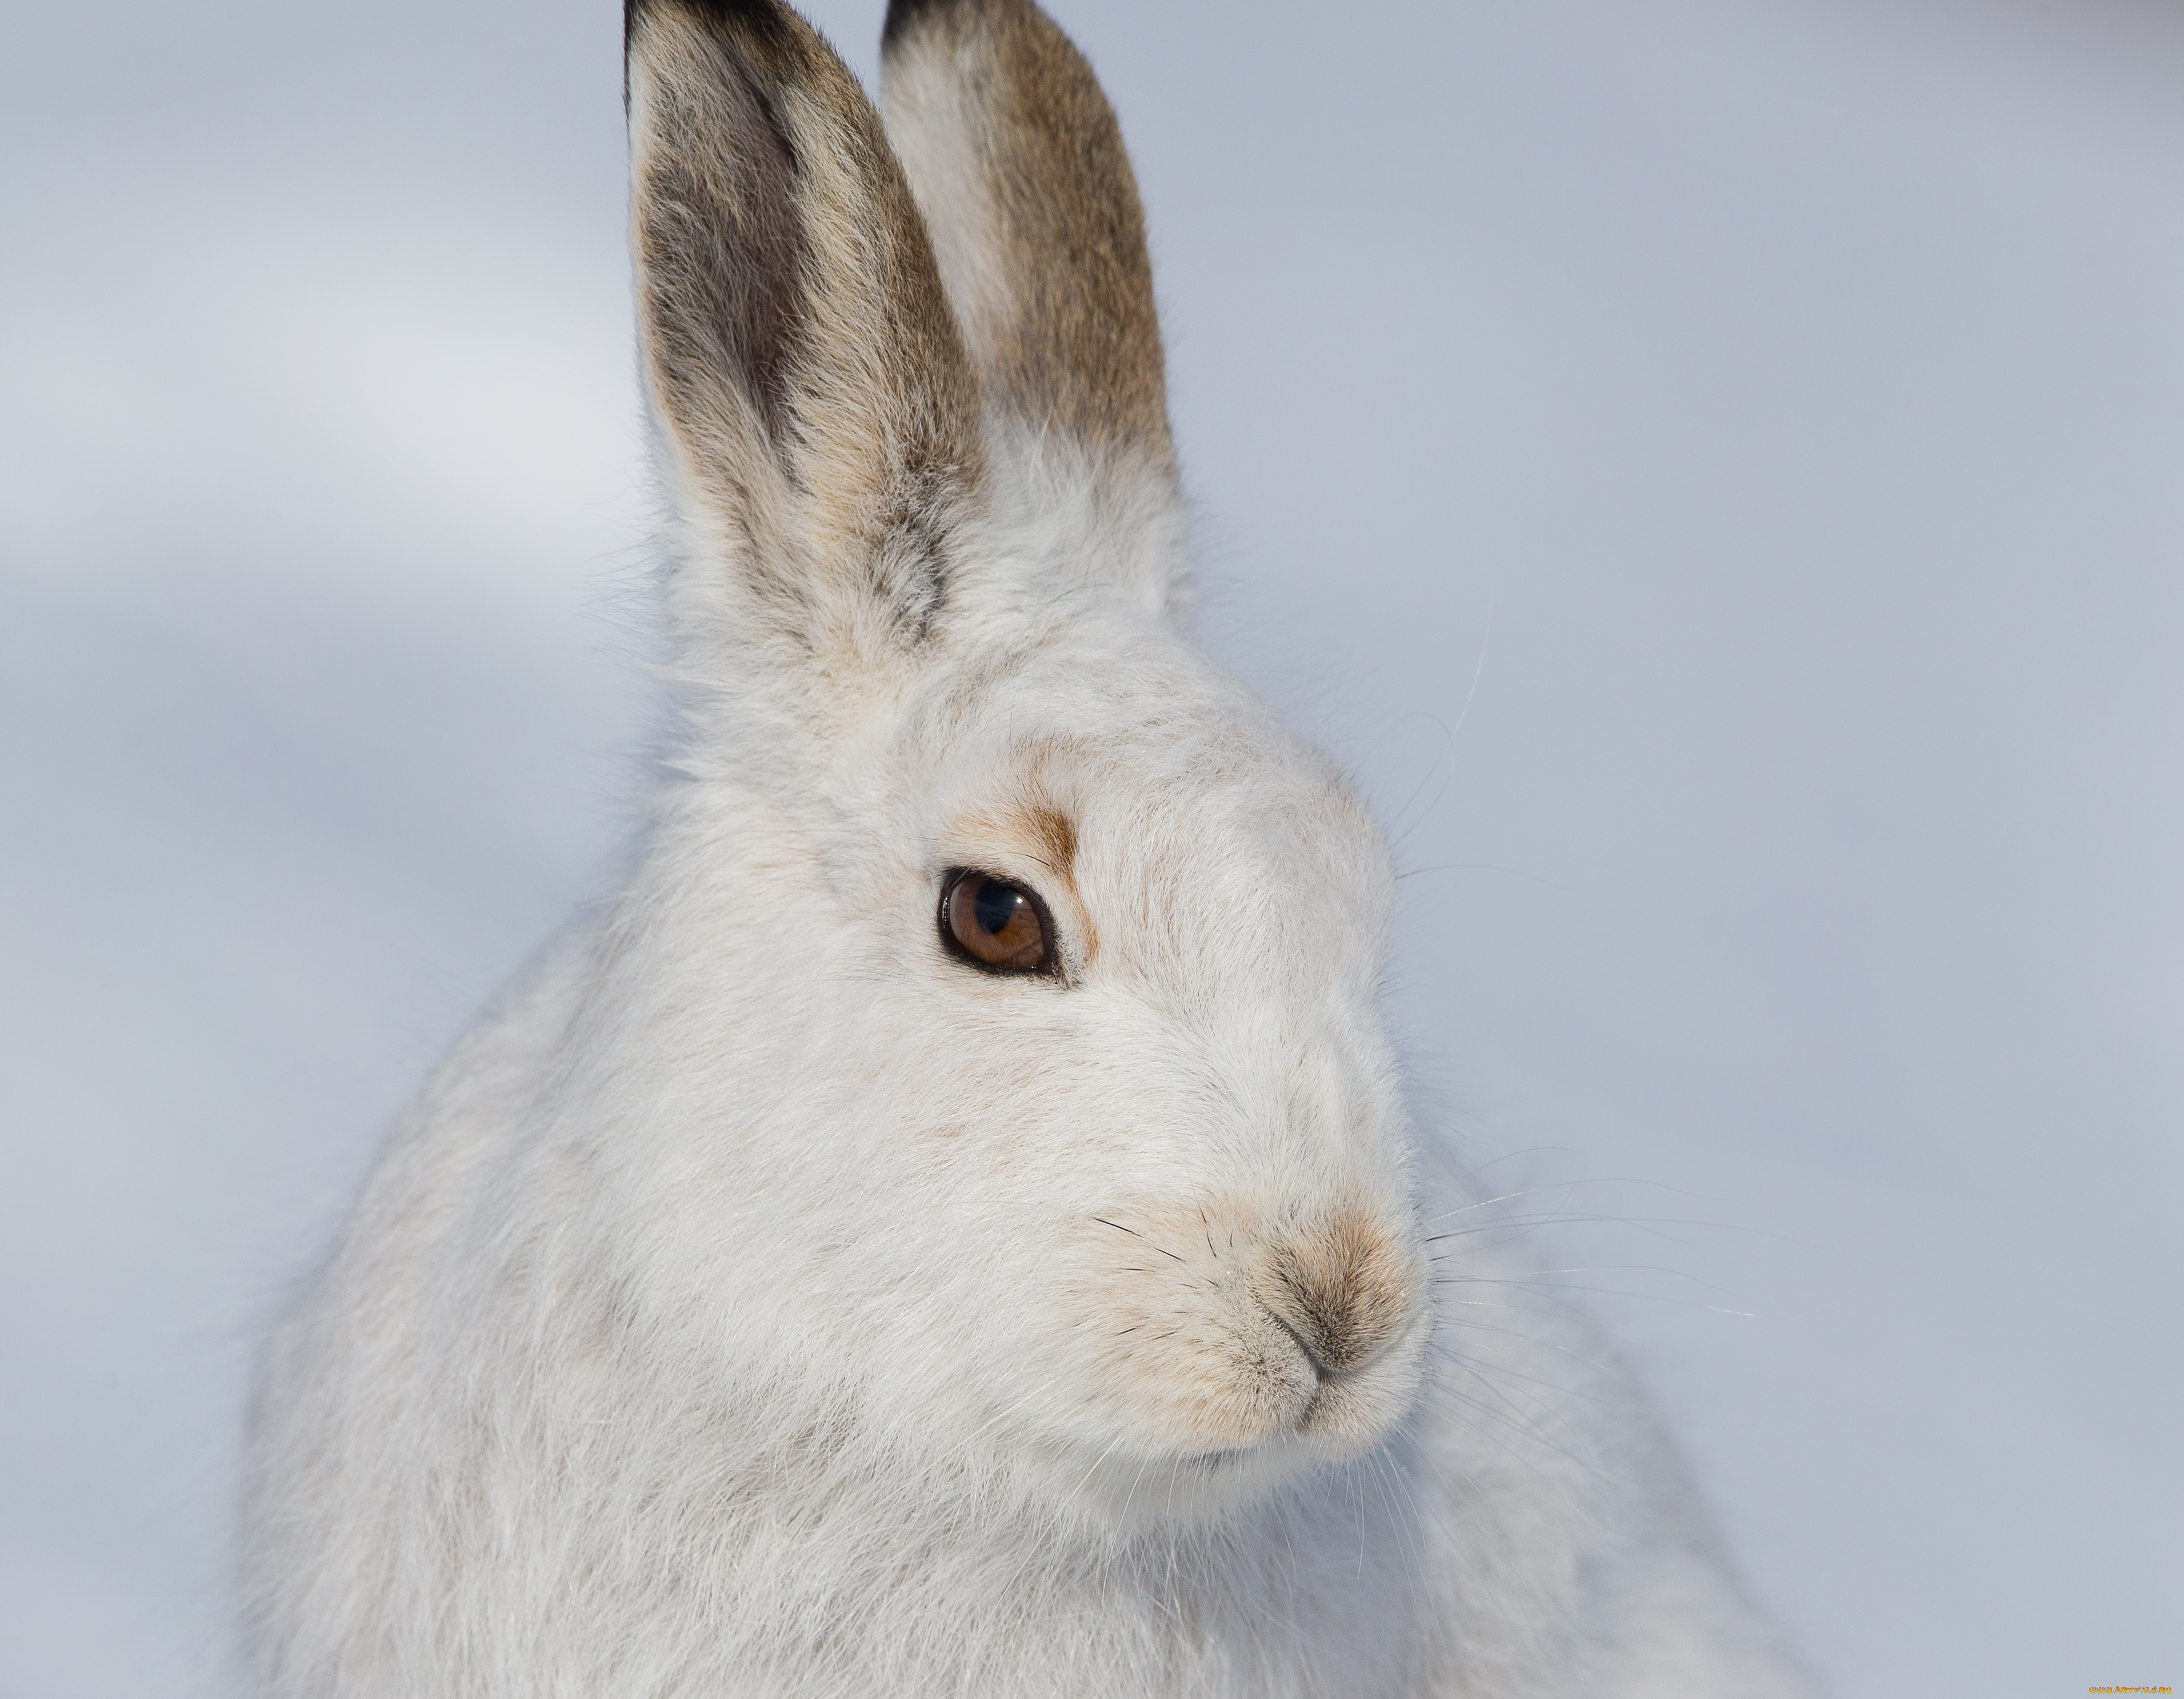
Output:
1263 1214 1417 1378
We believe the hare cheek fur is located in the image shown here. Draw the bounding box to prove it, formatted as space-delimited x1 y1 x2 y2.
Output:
241 1 1814 1694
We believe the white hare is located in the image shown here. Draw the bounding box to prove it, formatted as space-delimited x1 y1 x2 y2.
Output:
241 1 1814 1693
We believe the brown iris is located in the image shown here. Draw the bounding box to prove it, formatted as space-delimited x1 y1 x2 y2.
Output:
940 869 1055 975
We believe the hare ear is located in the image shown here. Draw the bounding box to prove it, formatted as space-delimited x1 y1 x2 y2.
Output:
626 0 985 667
880 0 1187 623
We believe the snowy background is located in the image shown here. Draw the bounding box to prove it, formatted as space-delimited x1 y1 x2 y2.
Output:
3 0 2180 1693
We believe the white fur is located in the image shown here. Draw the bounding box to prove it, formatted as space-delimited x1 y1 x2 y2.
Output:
240 5 1814 1693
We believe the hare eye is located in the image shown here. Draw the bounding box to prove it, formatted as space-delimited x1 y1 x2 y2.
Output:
940 869 1054 975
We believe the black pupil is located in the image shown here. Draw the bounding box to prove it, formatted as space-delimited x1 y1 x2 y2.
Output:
973 880 1021 937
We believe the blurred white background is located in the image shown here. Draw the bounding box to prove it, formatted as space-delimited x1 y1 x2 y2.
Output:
2 1 2179 1693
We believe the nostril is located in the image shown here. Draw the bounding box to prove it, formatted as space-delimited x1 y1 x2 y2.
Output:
1266 1309 1329 1381
1265 1214 1417 1377
1271 1286 1385 1377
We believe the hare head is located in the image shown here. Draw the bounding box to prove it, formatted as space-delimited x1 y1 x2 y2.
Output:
598 0 1430 1530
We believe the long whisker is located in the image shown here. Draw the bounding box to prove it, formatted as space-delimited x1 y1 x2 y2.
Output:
1091 1216 1186 1264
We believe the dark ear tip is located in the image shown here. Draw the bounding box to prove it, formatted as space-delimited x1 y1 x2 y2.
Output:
625 0 806 115
882 0 962 51
628 0 800 52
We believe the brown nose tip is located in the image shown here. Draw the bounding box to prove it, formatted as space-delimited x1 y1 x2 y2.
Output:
1263 1212 1417 1377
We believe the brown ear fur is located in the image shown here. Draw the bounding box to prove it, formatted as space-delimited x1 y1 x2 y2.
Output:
879 0 1175 486
626 0 985 650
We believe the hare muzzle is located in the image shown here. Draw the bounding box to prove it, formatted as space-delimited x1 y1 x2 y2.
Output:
1074 1197 1428 1474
